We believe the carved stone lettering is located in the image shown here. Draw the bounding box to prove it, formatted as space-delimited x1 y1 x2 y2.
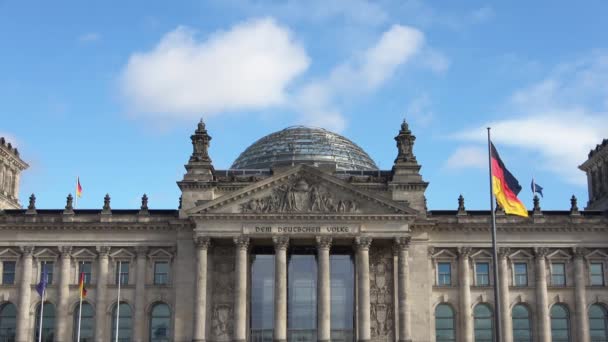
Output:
240 177 358 213
370 245 394 341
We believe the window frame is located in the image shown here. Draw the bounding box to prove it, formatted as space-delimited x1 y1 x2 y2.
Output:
149 302 172 342
39 261 55 286
511 303 533 342
513 262 529 287
589 262 605 286
549 304 571 342
550 262 567 287
437 262 453 287
585 249 608 287
153 261 170 286
431 249 457 288
77 261 93 286
434 303 456 342
115 261 130 286
473 303 494 342
546 249 571 288
471 250 494 287
1 261 16 285
475 262 491 287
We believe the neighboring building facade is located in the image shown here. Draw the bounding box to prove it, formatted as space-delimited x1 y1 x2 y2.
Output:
0 122 607 342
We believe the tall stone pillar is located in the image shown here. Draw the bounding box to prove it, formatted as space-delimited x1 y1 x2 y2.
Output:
458 247 473 342
193 237 211 342
316 236 332 342
355 236 372 342
56 246 72 342
498 248 513 342
233 236 250 342
272 236 289 342
16 246 34 342
534 247 551 342
395 237 411 342
574 248 590 342
95 246 110 342
133 247 148 342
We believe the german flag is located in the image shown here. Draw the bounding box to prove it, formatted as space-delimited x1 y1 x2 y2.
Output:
78 272 87 298
490 143 528 217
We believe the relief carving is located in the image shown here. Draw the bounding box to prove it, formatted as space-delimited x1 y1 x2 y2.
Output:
210 247 234 341
240 177 358 213
370 245 394 341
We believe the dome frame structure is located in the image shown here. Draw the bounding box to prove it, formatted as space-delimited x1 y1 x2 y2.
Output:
230 126 378 171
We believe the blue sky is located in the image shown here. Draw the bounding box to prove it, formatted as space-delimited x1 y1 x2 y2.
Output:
2 1 608 210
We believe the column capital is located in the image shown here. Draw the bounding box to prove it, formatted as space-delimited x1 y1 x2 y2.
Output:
354 236 372 250
457 246 472 259
233 235 250 250
96 245 111 257
272 236 289 250
572 247 587 259
195 236 212 249
394 236 411 251
19 245 35 256
59 245 73 258
315 236 332 250
135 246 149 257
534 247 550 259
498 247 511 259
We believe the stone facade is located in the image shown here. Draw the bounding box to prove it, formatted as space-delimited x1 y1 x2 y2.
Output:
0 137 29 209
0 122 606 342
580 139 608 211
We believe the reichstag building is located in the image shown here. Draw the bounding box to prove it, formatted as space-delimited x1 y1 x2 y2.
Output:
0 122 607 342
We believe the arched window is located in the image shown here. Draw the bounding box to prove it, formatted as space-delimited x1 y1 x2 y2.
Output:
111 302 132 342
149 303 171 342
512 304 532 342
0 302 17 341
474 304 493 342
550 304 570 342
435 304 456 342
34 302 55 342
589 304 608 342
72 302 94 342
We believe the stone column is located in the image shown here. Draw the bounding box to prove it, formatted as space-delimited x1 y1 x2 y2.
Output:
395 237 411 342
193 237 211 342
133 247 148 342
272 236 289 342
458 247 473 342
16 246 34 342
498 248 512 342
233 236 250 342
95 246 110 342
316 236 332 342
56 246 72 342
534 247 551 342
573 248 590 342
355 236 372 342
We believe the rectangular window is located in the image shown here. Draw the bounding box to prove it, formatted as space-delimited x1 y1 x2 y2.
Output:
2 261 15 285
154 261 169 285
590 263 604 286
476 262 490 286
437 262 452 286
40 262 54 285
115 262 129 285
551 263 566 286
514 263 528 287
78 261 92 284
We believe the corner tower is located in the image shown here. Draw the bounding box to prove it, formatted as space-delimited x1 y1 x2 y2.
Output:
579 138 608 210
0 137 29 209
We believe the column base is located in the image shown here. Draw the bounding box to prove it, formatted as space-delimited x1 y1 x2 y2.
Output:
357 340 371 342
192 340 206 342
273 339 287 342
232 340 246 342
398 340 413 342
318 340 331 342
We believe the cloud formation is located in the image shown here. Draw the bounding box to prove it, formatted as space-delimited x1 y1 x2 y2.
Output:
120 18 309 117
445 146 486 170
451 53 608 185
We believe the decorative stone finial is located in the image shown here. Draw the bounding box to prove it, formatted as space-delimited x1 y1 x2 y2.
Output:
189 118 212 163
394 119 417 163
102 194 111 212
64 194 74 214
457 194 466 215
138 194 149 216
25 194 37 214
495 200 505 215
533 195 542 215
178 195 183 209
570 195 580 215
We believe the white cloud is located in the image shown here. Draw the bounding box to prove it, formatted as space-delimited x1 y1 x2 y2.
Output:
294 25 426 131
79 33 100 42
445 146 486 170
406 94 435 127
451 52 608 185
120 18 310 118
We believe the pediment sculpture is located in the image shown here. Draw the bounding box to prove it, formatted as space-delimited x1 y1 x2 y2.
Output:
240 178 358 214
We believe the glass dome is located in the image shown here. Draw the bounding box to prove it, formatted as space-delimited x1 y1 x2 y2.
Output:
231 126 378 171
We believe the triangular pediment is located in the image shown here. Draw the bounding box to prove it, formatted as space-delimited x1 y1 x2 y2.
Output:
72 248 97 259
547 249 571 260
187 165 418 217
109 248 135 260
149 248 173 259
471 250 493 259
431 249 457 259
34 248 58 259
0 248 21 259
508 249 534 260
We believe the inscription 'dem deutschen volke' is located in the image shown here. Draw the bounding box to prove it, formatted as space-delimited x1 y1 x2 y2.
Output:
243 224 359 235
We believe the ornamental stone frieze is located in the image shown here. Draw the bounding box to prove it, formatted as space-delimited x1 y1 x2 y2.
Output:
370 245 395 341
210 246 235 341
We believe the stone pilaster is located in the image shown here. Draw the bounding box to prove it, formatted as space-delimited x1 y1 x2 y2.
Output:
95 246 110 342
16 246 34 342
573 248 590 342
316 236 332 342
56 246 72 342
272 236 289 342
498 248 512 342
458 247 473 342
233 236 249 342
395 237 411 342
193 237 211 342
355 236 372 342
133 246 148 342
534 247 551 342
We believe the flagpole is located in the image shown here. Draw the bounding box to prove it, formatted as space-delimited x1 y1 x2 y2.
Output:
75 176 78 210
487 127 503 342
37 262 45 342
76 264 84 342
115 260 121 342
